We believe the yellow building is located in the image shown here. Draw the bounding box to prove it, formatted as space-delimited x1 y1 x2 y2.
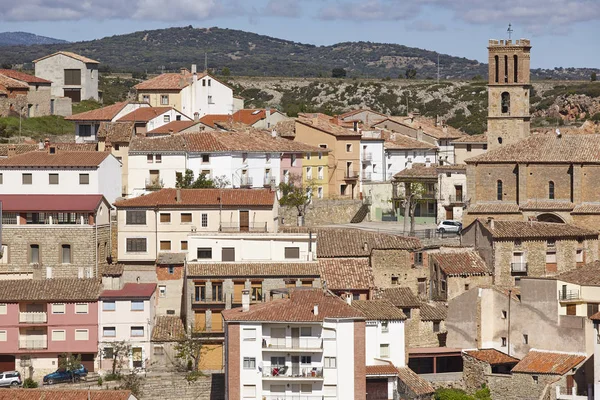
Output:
302 150 330 199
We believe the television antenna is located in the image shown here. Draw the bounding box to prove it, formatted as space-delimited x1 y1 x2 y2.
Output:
507 23 514 40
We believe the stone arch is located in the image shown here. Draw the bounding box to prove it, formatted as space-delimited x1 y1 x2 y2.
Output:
536 213 566 223
501 92 510 114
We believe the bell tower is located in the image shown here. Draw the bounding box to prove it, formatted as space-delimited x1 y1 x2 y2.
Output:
487 38 532 150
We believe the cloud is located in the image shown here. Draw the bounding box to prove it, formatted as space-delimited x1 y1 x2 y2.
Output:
263 0 302 18
407 20 446 32
320 0 420 21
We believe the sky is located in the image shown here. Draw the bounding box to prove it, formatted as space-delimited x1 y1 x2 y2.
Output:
0 0 599 69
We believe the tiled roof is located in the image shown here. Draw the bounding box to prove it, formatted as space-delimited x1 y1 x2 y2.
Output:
375 116 465 139
118 107 177 122
352 300 407 320
452 134 487 143
114 188 275 208
65 101 129 121
467 203 521 214
146 120 202 135
33 51 99 64
134 70 201 90
512 350 585 375
554 261 600 286
393 163 438 179
0 74 29 89
431 251 490 277
129 134 186 152
365 364 399 376
52 142 98 151
0 390 133 400
0 144 38 157
100 264 124 277
188 262 319 277
0 150 110 167
152 316 186 342
396 367 435 395
198 114 232 128
467 133 600 164
222 289 365 322
436 164 467 171
464 349 520 365
590 310 600 321
275 120 295 137
157 252 187 265
316 229 421 258
572 204 600 214
519 200 575 211
420 303 447 321
229 109 280 126
338 108 387 120
97 121 134 143
0 194 104 212
318 258 373 291
100 283 156 299
183 132 230 152
380 287 421 308
384 135 437 150
0 279 101 302
0 69 51 84
296 117 361 137
478 220 598 239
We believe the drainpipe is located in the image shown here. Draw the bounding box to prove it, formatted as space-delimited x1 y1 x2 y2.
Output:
95 212 98 278
155 207 159 261
507 289 512 356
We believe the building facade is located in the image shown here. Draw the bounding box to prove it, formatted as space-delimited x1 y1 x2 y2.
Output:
0 69 52 117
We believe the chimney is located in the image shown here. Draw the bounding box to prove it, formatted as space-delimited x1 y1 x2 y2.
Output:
180 68 186 76
266 108 271 120
487 217 495 230
7 145 16 158
425 158 431 168
345 293 352 306
313 304 319 316
353 121 358 132
44 138 50 149
194 112 199 122
363 241 368 252
191 64 197 74
176 188 182 203
271 130 277 138
168 129 174 135
242 289 250 312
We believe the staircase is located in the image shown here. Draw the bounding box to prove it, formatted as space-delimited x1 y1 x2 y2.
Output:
350 204 370 223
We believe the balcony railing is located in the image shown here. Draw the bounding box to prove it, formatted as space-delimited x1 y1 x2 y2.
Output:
192 292 231 304
219 222 269 233
263 337 323 350
361 172 372 181
446 195 466 204
145 178 164 191
19 339 47 349
511 262 528 273
263 366 324 379
264 177 276 187
362 152 372 162
262 396 324 400
344 170 359 180
19 312 47 324
559 290 581 301
240 176 253 187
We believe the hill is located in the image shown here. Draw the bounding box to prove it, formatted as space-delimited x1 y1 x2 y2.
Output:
0 31 68 47
0 26 597 80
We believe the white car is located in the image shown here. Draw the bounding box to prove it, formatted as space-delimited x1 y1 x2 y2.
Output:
0 371 21 387
437 220 462 233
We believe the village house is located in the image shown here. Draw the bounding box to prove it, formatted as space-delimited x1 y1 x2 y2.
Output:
0 194 112 280
0 279 101 376
116 106 191 136
34 51 100 102
461 348 519 394
392 163 439 227
146 120 212 136
222 289 366 400
150 315 186 370
451 134 487 165
383 133 438 181
429 250 492 301
436 164 468 222
96 121 135 196
359 131 385 183
0 69 52 117
200 109 288 130
460 219 599 286
337 108 388 127
0 73 29 117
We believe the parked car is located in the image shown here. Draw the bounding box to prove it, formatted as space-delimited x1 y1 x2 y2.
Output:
437 220 462 233
43 366 87 385
0 371 22 387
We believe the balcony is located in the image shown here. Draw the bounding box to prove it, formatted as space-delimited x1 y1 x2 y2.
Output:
263 366 324 380
511 262 528 273
262 396 324 400
344 170 359 180
362 152 372 162
556 386 587 400
264 177 276 187
263 337 323 352
145 178 164 191
445 195 466 204
19 312 47 324
219 222 269 233
240 176 253 187
361 172 372 181
19 338 47 350
191 292 230 305
559 290 581 301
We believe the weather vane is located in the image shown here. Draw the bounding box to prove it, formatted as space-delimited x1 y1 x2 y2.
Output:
507 23 513 40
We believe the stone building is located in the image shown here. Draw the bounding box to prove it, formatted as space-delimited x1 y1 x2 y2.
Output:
318 258 374 300
96 121 135 197
461 349 519 394
0 73 28 117
429 250 492 301
155 253 186 317
0 69 52 117
0 194 111 279
150 315 186 370
460 219 599 286
436 165 467 222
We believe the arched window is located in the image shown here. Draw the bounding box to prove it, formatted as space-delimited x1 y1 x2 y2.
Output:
501 92 510 114
497 180 503 201
494 55 499 83
549 181 555 200
513 55 518 83
504 55 509 83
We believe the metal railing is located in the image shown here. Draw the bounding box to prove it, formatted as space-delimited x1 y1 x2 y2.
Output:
240 176 253 186
145 178 164 191
19 339 47 349
19 312 47 324
511 262 528 273
559 290 580 301
262 396 324 400
362 152 372 162
445 195 466 203
219 222 269 232
361 172 372 181
264 177 276 186
263 366 324 378
263 337 323 350
344 170 359 179
191 292 231 304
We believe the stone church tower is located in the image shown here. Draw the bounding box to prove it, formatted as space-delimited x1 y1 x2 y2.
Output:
487 39 532 150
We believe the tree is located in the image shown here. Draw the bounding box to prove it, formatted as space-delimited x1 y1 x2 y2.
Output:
119 371 145 397
58 353 82 383
221 67 231 76
400 182 426 232
102 340 131 378
278 174 316 226
174 332 204 375
405 68 418 79
175 169 217 189
331 68 347 78
592 72 597 82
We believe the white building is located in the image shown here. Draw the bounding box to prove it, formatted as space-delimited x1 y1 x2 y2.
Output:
117 106 191 136
0 148 122 204
384 136 438 181
223 289 367 400
98 283 157 371
360 132 386 183
437 165 468 222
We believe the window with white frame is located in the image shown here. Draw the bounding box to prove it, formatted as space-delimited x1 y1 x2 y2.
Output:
52 330 66 341
300 327 311 337
75 303 88 314
324 357 336 368
301 355 312 364
160 95 168 105
577 249 584 263
0 304 6 314
0 330 6 341
163 115 170 123
52 303 65 314
317 186 323 199
131 326 144 337
75 329 89 341
131 301 144 311
201 213 208 228
159 285 166 297
318 166 324 179
242 385 256 398
243 357 256 369
291 154 296 166
242 328 256 341
103 301 116 311
306 166 312 179
155 154 162 163
381 321 389 333
103 327 116 337
380 344 390 357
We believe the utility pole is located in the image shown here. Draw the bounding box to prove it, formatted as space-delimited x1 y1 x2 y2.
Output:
437 54 440 84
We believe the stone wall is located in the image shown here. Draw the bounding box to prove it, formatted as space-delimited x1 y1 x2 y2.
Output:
0 93 28 117
362 182 393 221
405 308 445 348
52 96 72 116
486 372 560 400
371 249 428 298
279 199 363 226
27 87 52 116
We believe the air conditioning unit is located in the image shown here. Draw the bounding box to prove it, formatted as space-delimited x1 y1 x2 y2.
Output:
166 310 175 315
191 226 197 232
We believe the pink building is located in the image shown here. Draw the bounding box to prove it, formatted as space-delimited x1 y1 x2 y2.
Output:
280 152 304 183
0 279 101 376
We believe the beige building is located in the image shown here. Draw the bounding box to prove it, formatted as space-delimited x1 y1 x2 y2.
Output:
97 121 135 196
451 134 487 165
437 164 467 222
429 250 492 302
0 69 52 117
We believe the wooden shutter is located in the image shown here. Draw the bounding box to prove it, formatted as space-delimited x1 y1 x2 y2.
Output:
233 282 244 303
199 344 223 371
211 310 223 332
222 248 235 262
567 304 577 316
239 211 249 232
194 311 206 332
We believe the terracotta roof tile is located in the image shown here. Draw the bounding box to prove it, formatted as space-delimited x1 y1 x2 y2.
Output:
352 300 407 320
0 390 133 400
198 114 232 128
0 74 29 89
0 279 101 302
396 367 435 395
338 108 387 121
318 258 374 291
296 117 361 137
365 364 399 376
384 135 437 150
519 200 575 211
114 188 275 208
146 120 203 135
183 132 230 152
101 264 124 277
452 134 487 143
554 261 600 286
118 107 178 122
431 251 490 276
101 283 156 299
222 289 364 322
420 303 447 321
129 134 186 152
380 287 421 308
0 194 104 212
478 220 598 239
0 69 51 84
512 350 585 375
97 121 134 143
572 204 600 214
0 144 38 157
157 252 187 265
590 310 600 321
375 116 465 139
33 51 99 64
134 70 201 90
275 120 296 137
230 109 269 126
52 142 98 151
467 203 521 214
393 163 438 179
65 102 130 121
188 262 320 277
316 229 421 258
0 150 110 167
152 316 185 342
464 349 520 365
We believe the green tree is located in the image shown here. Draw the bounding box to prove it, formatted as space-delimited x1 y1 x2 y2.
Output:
58 353 83 383
592 72 597 82
175 169 219 189
278 174 316 226
221 67 231 76
331 68 347 78
102 340 131 378
405 68 418 79
174 331 204 375
119 371 145 397
399 182 426 232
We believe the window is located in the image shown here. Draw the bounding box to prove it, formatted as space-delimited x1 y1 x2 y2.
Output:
222 247 235 262
208 95 213 104
79 124 92 137
0 173 2 184
0 330 6 341
504 55 509 83
533 376 539 384
212 283 223 302
300 327 311 337
64 69 81 85
49 173 59 185
243 357 256 369
346 144 352 152
381 321 389 333
547 239 556 248
103 301 116 311
103 347 114 359
546 251 557 264
324 357 337 368
317 186 323 199
201 213 208 228
306 166 312 179
549 181 555 199
158 285 166 297
28 244 40 264
497 180 503 201
301 355 312 364
243 385 256 398
61 244 71 264
197 248 212 259
318 166 324 179
340 184 347 196
380 344 390 358
79 173 89 185
208 79 211 87
501 337 507 347
202 79 206 86
181 213 192 223
494 55 499 82
501 310 507 319
577 249 584 263
465 284 470 291
155 154 162 163
501 92 510 114
142 95 150 103
168 266 175 274
467 144 472 152
306 152 311 160
202 154 210 163
75 329 89 341
153 345 164 355
126 238 147 253
514 55 519 83
131 326 144 337
433 321 440 332
160 95 168 105
181 241 188 251
290 154 296 166
75 303 88 314
160 241 171 251
131 301 144 311
391 276 399 285
103 327 116 337
22 173 32 185
318 152 323 159
163 115 170 123
523 334 529 344
52 330 66 341
587 303 599 317
147 154 153 163
126 211 146 225
285 247 300 259
160 213 171 223
414 252 423 266
402 308 411 318
0 304 6 315
243 328 256 341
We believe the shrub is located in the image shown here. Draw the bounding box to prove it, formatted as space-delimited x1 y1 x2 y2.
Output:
434 388 473 400
97 376 103 386
23 378 38 388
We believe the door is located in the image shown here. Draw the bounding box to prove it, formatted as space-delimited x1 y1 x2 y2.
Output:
132 348 143 369
445 208 453 220
455 185 463 201
567 375 574 393
291 328 300 348
239 211 249 232
292 356 300 376
271 327 285 348
0 355 15 371
149 170 160 185
64 88 81 103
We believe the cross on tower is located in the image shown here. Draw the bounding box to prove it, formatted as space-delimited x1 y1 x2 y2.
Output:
507 23 514 40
